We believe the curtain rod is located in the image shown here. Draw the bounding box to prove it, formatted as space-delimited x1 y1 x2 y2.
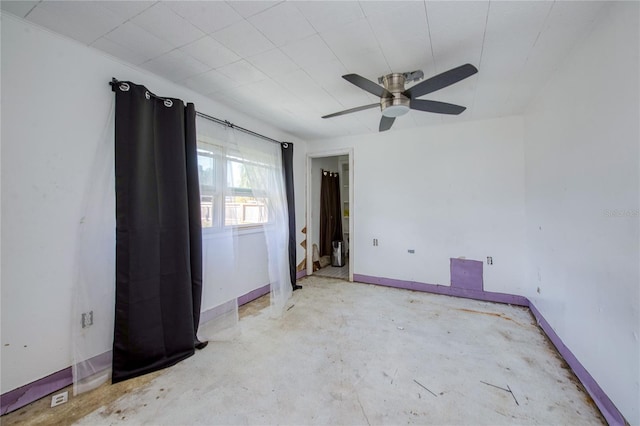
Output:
110 78 286 147
195 111 284 146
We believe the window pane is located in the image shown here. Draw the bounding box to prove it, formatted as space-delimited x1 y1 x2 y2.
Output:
197 149 216 193
200 196 218 228
226 159 268 191
224 196 267 226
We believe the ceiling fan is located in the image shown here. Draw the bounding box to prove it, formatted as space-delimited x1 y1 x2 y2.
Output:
322 64 478 132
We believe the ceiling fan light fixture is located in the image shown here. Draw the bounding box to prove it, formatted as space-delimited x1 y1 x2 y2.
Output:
381 95 410 117
381 104 410 117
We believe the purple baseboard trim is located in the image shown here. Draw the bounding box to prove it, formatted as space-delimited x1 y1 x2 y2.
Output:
237 284 270 307
353 273 627 425
1 367 72 415
200 300 237 324
2 277 627 425
353 274 528 306
296 270 307 280
528 302 625 426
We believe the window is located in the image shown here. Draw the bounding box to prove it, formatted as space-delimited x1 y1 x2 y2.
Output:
197 141 269 230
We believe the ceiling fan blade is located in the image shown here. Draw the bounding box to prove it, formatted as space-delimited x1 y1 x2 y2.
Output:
403 64 478 99
343 74 393 99
410 99 467 115
322 103 380 119
379 116 395 132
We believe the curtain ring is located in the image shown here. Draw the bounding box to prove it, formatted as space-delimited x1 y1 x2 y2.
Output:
119 82 130 92
282 142 289 148
164 99 173 108
145 91 151 100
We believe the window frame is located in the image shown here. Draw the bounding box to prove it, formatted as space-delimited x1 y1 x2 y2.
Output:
196 139 271 236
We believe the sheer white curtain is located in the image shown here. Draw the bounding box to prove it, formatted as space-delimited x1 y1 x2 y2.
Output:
227 128 292 314
195 116 292 322
72 100 115 394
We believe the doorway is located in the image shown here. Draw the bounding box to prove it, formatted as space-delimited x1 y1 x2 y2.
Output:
306 149 353 281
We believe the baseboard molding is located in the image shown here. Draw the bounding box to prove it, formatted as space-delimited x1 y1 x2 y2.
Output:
237 284 270 307
296 270 307 280
1 367 72 415
354 274 529 306
2 276 627 425
353 273 626 426
527 303 626 426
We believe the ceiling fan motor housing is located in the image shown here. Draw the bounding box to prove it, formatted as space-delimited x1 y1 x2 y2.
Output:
380 73 410 117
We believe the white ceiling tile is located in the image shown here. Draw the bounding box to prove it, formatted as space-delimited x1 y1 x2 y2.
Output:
207 89 247 113
1 1 38 18
104 22 174 60
426 1 488 73
381 40 432 76
227 1 281 19
366 2 432 74
131 3 204 48
359 1 418 19
141 49 210 82
320 18 380 58
184 69 240 95
164 1 243 34
230 79 304 118
294 1 364 34
304 59 348 88
281 34 338 68
26 1 124 44
217 60 268 85
180 36 240 69
94 1 156 22
270 69 343 116
325 82 378 110
248 2 316 47
247 48 299 77
338 48 391 76
90 37 149 66
211 20 275 58
472 1 554 118
505 1 607 113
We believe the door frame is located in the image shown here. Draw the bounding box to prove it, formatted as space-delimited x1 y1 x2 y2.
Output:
306 148 354 281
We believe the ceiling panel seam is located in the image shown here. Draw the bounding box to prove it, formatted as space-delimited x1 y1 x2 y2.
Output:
469 1 492 120
423 1 437 72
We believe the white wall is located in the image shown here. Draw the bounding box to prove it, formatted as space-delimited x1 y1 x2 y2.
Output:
523 3 639 424
308 116 526 294
0 14 307 394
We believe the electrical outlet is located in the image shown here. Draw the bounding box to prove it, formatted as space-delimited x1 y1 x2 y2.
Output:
51 391 68 407
373 238 378 246
487 256 493 265
81 311 93 328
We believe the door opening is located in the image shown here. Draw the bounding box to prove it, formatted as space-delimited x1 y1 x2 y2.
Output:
306 149 353 281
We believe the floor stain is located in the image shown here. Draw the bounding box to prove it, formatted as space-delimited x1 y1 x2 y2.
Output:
454 308 525 326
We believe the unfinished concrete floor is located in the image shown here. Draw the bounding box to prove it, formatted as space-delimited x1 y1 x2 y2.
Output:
5 276 604 425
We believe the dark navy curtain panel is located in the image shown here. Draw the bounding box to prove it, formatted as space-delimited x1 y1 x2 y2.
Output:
281 143 299 290
319 170 343 257
112 80 203 383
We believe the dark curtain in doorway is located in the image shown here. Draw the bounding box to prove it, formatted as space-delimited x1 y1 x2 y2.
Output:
319 170 343 257
281 143 300 290
111 80 203 383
